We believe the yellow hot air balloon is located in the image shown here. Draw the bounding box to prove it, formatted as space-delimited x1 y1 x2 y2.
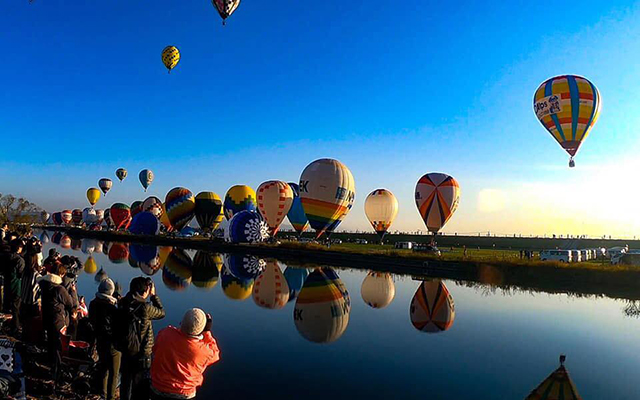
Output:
252 260 289 309
256 181 294 236
360 272 395 309
87 187 101 206
161 46 180 73
299 159 355 239
84 256 98 274
364 189 398 240
533 75 601 168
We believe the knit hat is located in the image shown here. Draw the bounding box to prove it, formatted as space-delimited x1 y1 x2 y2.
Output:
180 308 207 336
98 278 115 296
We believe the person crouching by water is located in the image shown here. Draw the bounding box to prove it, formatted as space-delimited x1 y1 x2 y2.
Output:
118 277 165 400
38 261 77 366
151 308 220 400
89 278 121 400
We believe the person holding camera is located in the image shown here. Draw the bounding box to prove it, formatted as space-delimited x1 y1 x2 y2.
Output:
150 308 220 400
118 277 165 400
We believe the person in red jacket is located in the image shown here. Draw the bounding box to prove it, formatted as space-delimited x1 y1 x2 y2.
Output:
150 308 220 399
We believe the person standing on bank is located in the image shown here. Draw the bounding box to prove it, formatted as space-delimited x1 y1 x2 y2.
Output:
118 277 165 400
3 239 25 334
151 308 221 399
89 278 121 400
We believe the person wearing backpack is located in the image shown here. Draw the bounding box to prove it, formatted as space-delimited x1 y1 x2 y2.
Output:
118 277 165 400
89 278 121 400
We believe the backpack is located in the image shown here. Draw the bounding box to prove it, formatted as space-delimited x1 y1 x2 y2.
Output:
117 301 144 357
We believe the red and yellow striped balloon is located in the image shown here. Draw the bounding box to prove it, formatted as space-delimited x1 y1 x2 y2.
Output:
415 173 460 234
409 280 455 333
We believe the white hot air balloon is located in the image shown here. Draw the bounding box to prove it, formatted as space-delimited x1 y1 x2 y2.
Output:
256 181 294 236
364 189 398 241
360 272 395 309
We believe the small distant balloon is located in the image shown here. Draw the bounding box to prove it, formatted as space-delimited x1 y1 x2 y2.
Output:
116 168 128 182
139 169 154 192
211 0 241 25
99 178 113 195
161 46 180 73
87 187 101 206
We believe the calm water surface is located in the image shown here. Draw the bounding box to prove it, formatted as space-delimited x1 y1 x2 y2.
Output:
39 232 640 399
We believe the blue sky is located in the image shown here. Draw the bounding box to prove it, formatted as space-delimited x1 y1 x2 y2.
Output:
3 0 640 236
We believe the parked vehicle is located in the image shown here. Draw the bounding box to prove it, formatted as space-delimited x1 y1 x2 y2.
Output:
580 250 590 261
355 239 368 245
413 244 441 256
394 242 413 250
613 250 640 265
570 250 581 263
539 250 571 263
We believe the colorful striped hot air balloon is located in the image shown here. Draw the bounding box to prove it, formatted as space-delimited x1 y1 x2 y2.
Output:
252 260 289 309
415 173 460 235
534 75 601 168
194 192 224 232
98 178 112 195
221 266 254 301
52 212 63 225
61 210 72 225
257 181 294 236
286 183 309 235
109 203 132 230
142 196 163 218
162 249 193 291
410 280 455 333
87 187 101 206
361 272 395 309
224 185 257 220
192 251 222 290
299 159 355 239
364 189 398 240
165 187 196 231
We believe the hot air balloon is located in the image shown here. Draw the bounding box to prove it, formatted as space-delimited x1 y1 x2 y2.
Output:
286 183 309 235
86 187 101 206
410 280 455 333
103 208 113 229
161 46 180 73
129 212 160 235
61 210 72 225
192 251 222 290
221 266 253 301
364 189 398 241
108 243 129 264
534 75 601 168
211 0 241 25
60 235 71 249
224 254 265 280
130 244 159 266
253 260 289 309
39 231 50 244
52 212 63 225
224 185 257 220
283 266 308 302
82 207 98 226
131 201 143 218
415 173 460 235
94 209 105 226
109 203 132 230
256 181 294 236
294 268 350 343
98 178 112 196
139 169 154 192
322 267 351 311
159 203 173 232
361 272 395 309
42 212 50 224
51 232 63 245
142 196 163 218
116 168 127 182
84 256 98 274
162 249 193 291
70 238 82 251
71 209 83 226
299 159 355 239
194 192 224 232
525 356 582 400
227 210 269 244
165 187 196 231
93 240 104 254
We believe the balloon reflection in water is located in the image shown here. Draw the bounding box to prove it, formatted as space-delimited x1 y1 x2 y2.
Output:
253 260 289 309
102 242 111 256
162 249 193 291
81 239 97 254
39 231 49 244
283 266 308 302
70 238 82 251
60 235 71 249
225 254 265 280
108 243 129 264
360 272 395 309
409 280 455 333
192 251 222 290
130 244 160 275
84 256 98 274
294 268 350 344
221 266 253 301
524 356 581 400
51 232 62 245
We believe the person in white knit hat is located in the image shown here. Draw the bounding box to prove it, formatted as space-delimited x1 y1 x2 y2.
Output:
150 308 221 399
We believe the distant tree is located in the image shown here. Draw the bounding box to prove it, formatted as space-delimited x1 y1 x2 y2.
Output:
0 193 46 225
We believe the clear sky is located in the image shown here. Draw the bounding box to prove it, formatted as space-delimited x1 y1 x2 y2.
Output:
3 0 640 237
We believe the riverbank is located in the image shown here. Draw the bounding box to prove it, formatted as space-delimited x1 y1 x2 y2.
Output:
38 226 640 301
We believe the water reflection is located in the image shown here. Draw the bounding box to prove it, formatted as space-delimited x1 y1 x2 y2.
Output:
84 256 98 274
192 251 222 290
108 243 129 264
283 266 308 302
409 280 455 333
525 356 581 400
294 268 350 344
360 272 395 309
253 260 289 309
163 248 193 291
221 267 253 301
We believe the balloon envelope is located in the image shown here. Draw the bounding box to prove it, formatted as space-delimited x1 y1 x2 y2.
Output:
286 183 309 234
139 169 154 191
410 280 455 333
533 75 601 165
82 208 98 225
108 243 129 264
52 212 63 225
161 46 180 72
253 260 289 309
98 178 112 195
162 249 193 291
221 267 253 301
165 187 196 231
192 251 222 289
129 212 160 235
257 181 294 236
116 168 127 182
224 253 265 280
71 209 83 226
211 0 241 23
283 266 308 302
361 272 395 309
194 192 224 232
227 211 269 244
87 188 101 206
131 201 143 218
109 203 132 230
142 196 163 218
415 173 460 234
224 185 257 221
364 189 398 238
299 158 355 238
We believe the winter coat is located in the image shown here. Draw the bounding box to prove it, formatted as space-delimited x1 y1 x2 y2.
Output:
151 326 220 398
88 295 118 348
118 293 165 360
3 253 24 299
38 274 75 332
20 267 41 306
